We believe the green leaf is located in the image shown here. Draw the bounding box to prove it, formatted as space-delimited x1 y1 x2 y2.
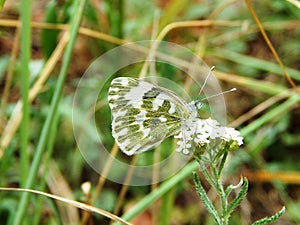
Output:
252 206 286 225
0 0 5 11
193 171 221 224
41 0 60 58
225 178 248 219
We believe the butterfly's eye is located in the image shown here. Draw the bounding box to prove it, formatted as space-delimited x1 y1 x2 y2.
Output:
195 101 202 110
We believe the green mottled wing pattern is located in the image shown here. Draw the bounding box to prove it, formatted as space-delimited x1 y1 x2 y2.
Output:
108 77 193 155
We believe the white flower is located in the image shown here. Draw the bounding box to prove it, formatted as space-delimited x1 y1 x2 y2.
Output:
175 118 243 154
201 118 243 146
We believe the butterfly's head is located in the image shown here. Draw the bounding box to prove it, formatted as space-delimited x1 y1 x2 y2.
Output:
193 99 203 110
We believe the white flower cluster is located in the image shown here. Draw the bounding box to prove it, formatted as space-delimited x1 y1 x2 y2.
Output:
175 118 243 154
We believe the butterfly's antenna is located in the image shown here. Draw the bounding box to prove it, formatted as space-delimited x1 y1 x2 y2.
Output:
198 66 215 95
201 88 237 101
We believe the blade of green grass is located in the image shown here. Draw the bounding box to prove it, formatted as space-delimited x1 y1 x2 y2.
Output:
240 94 300 136
19 0 31 187
12 0 87 224
215 70 287 95
159 187 176 225
159 0 189 29
210 48 300 81
33 108 60 225
0 0 5 10
113 161 199 225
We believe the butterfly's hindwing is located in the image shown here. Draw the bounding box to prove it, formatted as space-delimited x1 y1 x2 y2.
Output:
108 77 193 155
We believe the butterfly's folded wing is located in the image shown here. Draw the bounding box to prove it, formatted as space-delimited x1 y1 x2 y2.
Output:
108 77 191 155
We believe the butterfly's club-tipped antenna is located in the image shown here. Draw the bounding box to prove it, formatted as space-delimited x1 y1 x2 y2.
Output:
194 87 237 109
198 66 215 96
194 66 237 109
194 66 236 110
201 88 237 101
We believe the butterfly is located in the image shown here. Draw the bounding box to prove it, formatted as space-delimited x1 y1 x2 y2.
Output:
108 77 243 156
107 76 206 155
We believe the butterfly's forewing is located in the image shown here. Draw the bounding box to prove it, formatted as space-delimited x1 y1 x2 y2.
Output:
108 77 192 155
